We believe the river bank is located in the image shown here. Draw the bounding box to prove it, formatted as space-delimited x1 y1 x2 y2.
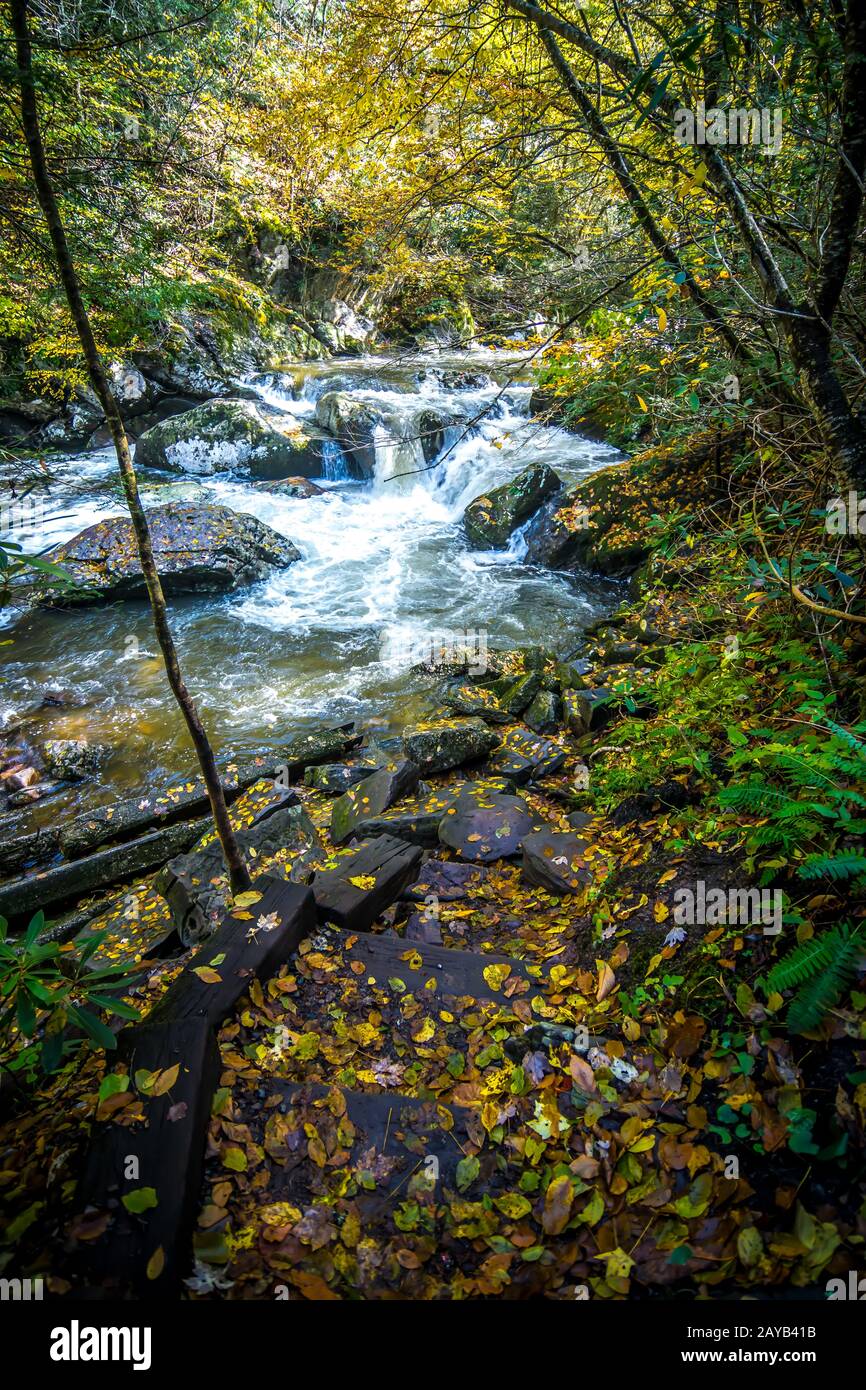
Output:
3 410 864 1300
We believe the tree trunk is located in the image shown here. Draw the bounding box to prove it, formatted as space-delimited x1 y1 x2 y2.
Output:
8 0 251 894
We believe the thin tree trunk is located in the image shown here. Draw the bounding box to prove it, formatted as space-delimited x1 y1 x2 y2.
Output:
9 0 251 894
537 25 750 365
508 0 866 486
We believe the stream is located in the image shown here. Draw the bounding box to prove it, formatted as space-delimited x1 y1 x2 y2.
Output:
1 348 623 825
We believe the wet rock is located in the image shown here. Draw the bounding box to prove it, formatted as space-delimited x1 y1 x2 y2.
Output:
438 781 542 862
563 687 615 734
312 834 422 932
486 727 566 785
2 764 40 791
463 464 562 548
40 503 299 605
135 398 329 478
403 858 485 902
402 718 499 774
274 727 362 780
554 657 593 691
41 738 111 781
331 759 421 845
594 640 645 666
440 681 510 724
416 368 492 392
485 671 541 717
521 829 593 895
314 391 380 478
303 762 378 795
524 689 563 734
404 909 443 945
255 476 325 499
339 787 460 847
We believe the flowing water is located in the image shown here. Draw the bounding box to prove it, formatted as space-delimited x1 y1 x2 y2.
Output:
1 349 623 824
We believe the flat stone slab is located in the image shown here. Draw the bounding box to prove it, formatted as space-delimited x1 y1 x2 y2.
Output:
521 829 594 896
330 759 420 845
438 781 543 862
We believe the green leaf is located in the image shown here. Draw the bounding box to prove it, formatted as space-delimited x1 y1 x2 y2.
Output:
456 1155 480 1191
122 1187 158 1214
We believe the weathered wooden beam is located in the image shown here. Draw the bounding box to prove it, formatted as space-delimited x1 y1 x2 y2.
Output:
0 816 209 923
312 834 422 932
147 878 315 1026
76 1014 220 1296
72 876 315 1296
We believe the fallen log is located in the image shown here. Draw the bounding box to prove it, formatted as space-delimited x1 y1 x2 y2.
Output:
0 816 209 924
72 876 315 1296
2 781 297 927
0 727 360 880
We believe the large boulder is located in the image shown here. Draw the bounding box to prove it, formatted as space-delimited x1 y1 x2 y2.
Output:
254 476 325 499
314 391 381 478
41 738 111 781
463 464 561 548
523 430 745 576
402 718 500 774
39 502 299 605
310 299 375 355
135 398 330 479
330 759 420 845
438 781 541 862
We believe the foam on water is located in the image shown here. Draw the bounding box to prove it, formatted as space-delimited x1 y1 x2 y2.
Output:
2 349 624 820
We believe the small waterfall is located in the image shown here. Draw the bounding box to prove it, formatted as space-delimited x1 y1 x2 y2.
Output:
321 439 353 482
371 416 428 488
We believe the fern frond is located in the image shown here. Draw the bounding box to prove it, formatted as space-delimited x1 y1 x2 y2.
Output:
823 720 866 759
786 931 865 1034
719 783 800 814
797 853 866 882
767 933 838 992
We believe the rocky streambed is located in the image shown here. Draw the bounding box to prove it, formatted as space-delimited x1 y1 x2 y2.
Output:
1 348 624 831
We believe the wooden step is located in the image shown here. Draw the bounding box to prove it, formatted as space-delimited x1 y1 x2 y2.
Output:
341 931 541 1003
311 834 422 931
71 876 315 1297
271 1083 468 1199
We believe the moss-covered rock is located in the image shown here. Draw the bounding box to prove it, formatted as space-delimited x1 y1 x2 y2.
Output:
523 429 745 575
40 502 299 605
402 718 500 774
135 398 330 478
525 688 563 734
464 464 562 548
